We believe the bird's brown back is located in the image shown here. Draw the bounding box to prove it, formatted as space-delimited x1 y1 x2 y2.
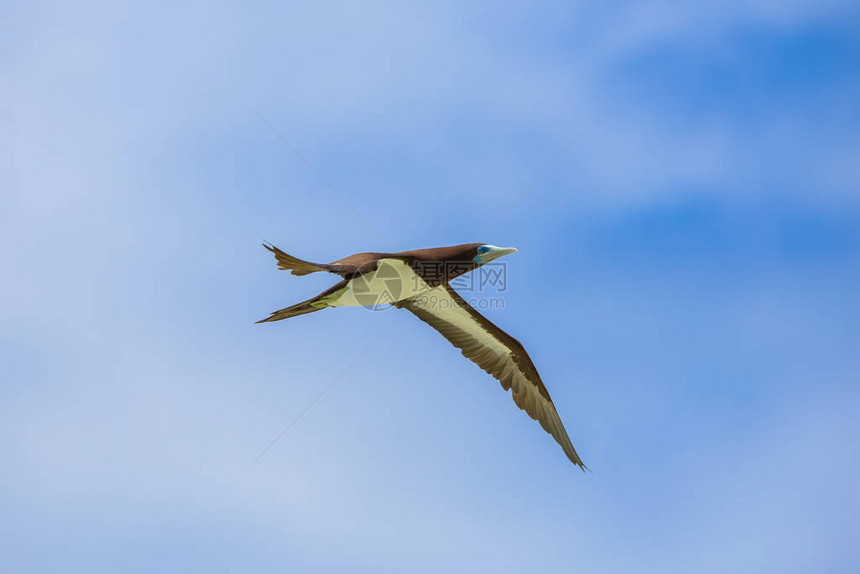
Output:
330 243 484 286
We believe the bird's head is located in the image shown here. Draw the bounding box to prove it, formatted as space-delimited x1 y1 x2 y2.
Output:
472 244 518 265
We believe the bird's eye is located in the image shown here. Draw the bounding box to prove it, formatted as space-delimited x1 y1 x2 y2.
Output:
478 246 488 254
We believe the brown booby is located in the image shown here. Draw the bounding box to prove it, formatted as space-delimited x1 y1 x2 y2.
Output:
258 242 585 469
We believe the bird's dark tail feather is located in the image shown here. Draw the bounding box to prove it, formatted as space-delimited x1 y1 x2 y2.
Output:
256 281 348 323
263 243 332 276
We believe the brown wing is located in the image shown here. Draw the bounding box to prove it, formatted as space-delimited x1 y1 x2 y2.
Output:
397 284 585 469
256 280 348 323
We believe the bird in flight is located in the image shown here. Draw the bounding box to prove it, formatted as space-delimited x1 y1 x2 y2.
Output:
258 242 585 469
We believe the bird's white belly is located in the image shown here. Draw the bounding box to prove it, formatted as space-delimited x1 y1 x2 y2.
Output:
331 259 433 307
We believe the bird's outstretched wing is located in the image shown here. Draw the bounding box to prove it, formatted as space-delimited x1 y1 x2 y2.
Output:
396 284 585 469
256 280 349 323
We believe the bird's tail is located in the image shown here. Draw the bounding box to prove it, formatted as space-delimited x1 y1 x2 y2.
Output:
256 280 349 323
263 243 332 276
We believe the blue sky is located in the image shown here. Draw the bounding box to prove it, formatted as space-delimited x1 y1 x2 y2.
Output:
2 1 859 572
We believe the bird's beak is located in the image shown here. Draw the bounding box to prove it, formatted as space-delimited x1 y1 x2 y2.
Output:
480 246 518 264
